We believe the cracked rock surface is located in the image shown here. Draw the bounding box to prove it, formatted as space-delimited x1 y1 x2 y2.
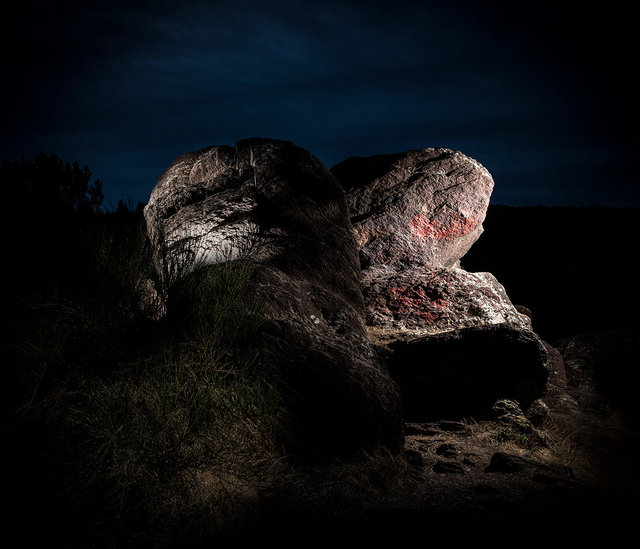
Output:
332 148 493 270
334 147 549 420
145 138 404 463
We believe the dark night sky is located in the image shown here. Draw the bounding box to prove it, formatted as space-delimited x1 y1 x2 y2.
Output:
2 0 637 208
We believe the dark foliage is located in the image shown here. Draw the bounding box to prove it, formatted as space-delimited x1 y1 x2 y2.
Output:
2 157 278 548
3 154 109 302
4 153 104 216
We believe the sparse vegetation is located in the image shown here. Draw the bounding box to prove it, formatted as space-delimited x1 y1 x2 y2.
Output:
2 155 415 548
2 161 281 546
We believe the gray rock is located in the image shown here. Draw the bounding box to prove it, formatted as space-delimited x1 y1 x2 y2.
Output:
145 138 360 302
491 399 524 418
490 398 547 446
387 324 549 420
438 420 468 432
484 451 530 473
332 148 494 269
144 138 404 462
362 264 546 421
404 423 440 436
248 264 404 461
334 147 548 423
485 451 574 479
362 265 531 344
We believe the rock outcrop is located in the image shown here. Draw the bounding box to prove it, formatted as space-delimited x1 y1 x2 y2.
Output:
145 138 404 462
145 138 551 456
333 148 549 419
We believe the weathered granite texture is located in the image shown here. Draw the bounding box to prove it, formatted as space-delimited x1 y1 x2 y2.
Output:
145 138 404 462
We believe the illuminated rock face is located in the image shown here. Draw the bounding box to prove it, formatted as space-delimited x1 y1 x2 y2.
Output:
145 138 353 288
333 147 529 340
146 139 548 435
358 263 548 419
334 148 548 417
145 138 404 462
362 265 531 344
332 148 494 269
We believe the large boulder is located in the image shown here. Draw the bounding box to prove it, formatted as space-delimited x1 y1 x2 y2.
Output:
144 138 404 462
332 147 547 418
332 148 494 269
386 324 550 420
145 138 359 306
247 263 404 461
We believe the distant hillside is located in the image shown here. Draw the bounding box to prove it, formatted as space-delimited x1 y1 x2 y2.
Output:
462 205 639 341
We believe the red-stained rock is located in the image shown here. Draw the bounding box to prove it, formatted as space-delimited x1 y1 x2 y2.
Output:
362 265 531 344
333 147 549 418
361 261 549 418
332 148 494 269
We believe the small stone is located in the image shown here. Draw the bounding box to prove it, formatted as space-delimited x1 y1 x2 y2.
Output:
485 452 528 473
436 443 458 458
491 398 523 417
438 420 467 432
404 449 425 468
433 461 465 474
404 423 439 436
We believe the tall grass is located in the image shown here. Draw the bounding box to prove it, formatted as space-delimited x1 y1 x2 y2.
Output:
6 210 279 548
6 208 420 549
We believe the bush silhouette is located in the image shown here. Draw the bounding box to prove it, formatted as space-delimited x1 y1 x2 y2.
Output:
2 153 107 302
3 152 104 217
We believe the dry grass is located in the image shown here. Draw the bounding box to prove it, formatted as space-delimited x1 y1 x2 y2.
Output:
536 418 596 482
6 213 285 548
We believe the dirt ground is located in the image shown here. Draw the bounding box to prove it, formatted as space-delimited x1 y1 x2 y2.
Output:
227 331 640 549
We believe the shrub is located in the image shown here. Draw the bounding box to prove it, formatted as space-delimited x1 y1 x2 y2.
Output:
3 153 103 216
